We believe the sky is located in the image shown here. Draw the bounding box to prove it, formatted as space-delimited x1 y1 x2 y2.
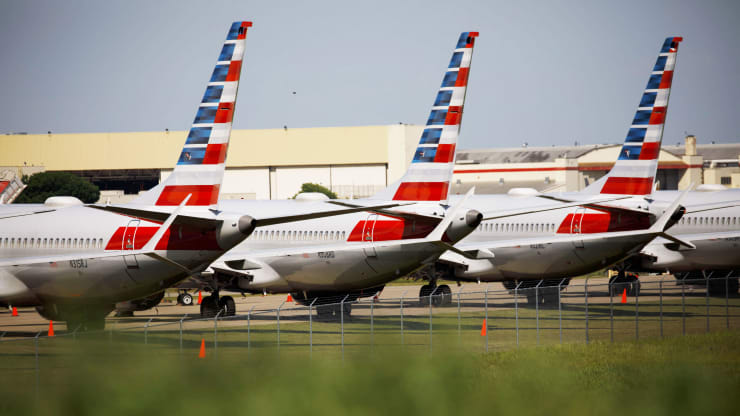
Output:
0 0 738 149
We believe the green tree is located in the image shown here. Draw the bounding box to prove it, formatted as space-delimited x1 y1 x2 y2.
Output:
293 182 337 199
14 171 100 203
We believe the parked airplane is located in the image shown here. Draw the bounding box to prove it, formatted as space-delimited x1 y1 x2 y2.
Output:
0 21 410 329
412 37 689 303
621 188 740 294
167 33 684 318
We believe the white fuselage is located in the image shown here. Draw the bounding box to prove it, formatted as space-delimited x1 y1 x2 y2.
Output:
0 204 229 307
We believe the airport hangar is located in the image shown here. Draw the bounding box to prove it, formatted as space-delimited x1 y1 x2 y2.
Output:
1 126 739 203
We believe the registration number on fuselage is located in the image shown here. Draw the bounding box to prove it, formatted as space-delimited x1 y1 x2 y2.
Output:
317 251 335 259
69 259 88 268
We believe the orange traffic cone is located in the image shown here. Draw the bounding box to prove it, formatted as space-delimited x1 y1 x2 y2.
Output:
621 288 627 304
286 294 293 302
480 319 487 336
198 338 206 358
48 321 55 337
197 291 202 305
11 307 18 317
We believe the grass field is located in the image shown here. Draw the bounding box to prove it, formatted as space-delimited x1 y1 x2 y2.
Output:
0 330 738 415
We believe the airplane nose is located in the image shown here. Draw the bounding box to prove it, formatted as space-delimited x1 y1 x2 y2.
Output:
238 215 256 235
466 209 483 228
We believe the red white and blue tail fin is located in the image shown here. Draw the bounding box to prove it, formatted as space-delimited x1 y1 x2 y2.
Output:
372 32 478 202
583 37 682 195
132 21 252 207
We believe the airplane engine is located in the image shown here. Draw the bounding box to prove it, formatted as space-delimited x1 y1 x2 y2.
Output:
444 209 483 242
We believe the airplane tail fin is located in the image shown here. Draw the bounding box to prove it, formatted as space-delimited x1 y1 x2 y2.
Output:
371 32 478 203
131 21 252 207
582 36 682 195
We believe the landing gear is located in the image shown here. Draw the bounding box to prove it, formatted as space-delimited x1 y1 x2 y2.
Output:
177 292 194 306
419 284 453 306
609 271 640 297
199 291 237 318
218 296 236 317
200 295 219 317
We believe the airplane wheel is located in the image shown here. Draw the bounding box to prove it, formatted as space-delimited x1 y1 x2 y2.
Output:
200 296 219 318
219 296 236 316
438 284 453 306
176 294 184 304
419 285 434 304
181 293 194 306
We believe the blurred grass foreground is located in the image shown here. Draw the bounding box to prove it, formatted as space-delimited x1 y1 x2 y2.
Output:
1 331 739 415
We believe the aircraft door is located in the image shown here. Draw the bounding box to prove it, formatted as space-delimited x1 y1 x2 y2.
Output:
570 208 585 248
122 219 140 269
362 214 378 257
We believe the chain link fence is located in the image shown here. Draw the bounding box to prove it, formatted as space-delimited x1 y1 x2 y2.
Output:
1 274 739 394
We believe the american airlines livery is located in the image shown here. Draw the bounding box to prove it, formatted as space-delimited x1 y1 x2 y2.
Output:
413 37 690 304
0 22 413 329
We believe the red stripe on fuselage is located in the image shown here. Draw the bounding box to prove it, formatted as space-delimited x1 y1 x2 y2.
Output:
347 215 439 242
556 211 652 234
156 185 220 206
600 177 653 195
393 182 449 201
105 225 222 251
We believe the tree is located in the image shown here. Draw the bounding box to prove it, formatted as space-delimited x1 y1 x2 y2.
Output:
293 183 337 199
14 171 100 203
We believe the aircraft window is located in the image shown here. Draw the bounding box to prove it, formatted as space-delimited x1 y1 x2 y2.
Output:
330 231 335 240
342 231 346 240
42 238 47 248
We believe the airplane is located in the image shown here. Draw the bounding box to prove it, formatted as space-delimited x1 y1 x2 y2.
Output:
157 33 690 318
408 37 691 304
616 187 740 295
0 21 414 330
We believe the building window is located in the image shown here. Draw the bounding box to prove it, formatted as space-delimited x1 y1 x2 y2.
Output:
721 177 731 185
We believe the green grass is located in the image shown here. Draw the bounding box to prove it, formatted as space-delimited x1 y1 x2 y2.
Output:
1 331 739 415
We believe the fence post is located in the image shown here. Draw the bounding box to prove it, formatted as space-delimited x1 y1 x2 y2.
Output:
457 285 464 343
705 272 710 333
371 291 379 350
681 280 686 336
429 286 438 354
277 301 285 352
179 314 188 354
726 274 730 330
584 278 589 344
515 281 522 347
214 310 222 355
400 291 407 347
609 278 614 343
635 279 639 341
340 295 349 359
535 280 542 345
484 285 489 353
558 278 565 344
659 279 664 339
309 298 317 355
247 305 255 351
34 330 41 400
144 318 153 345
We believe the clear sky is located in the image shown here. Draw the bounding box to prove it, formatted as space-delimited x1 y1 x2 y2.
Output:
0 0 738 149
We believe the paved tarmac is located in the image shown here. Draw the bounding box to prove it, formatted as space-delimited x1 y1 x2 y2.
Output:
0 275 711 338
